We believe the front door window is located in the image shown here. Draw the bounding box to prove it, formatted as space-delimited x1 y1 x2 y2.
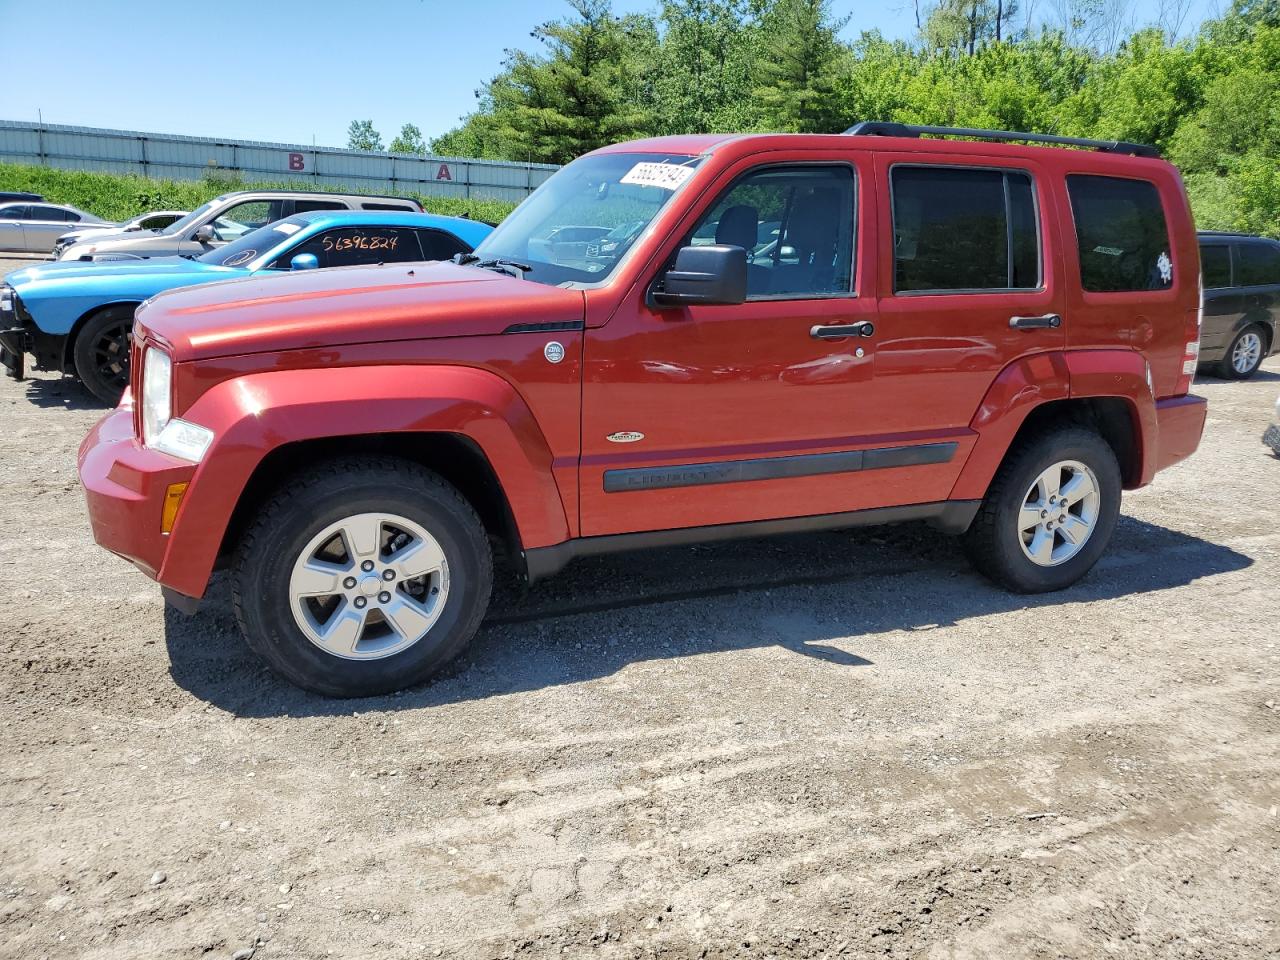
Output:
687 166 856 299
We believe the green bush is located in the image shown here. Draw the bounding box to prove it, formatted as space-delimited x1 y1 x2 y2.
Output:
0 162 517 225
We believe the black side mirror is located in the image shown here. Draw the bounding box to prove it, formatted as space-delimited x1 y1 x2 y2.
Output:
651 244 747 308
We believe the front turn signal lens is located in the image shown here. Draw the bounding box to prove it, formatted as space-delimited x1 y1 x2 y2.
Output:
161 482 189 534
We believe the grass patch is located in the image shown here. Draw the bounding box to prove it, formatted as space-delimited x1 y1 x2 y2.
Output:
0 162 517 224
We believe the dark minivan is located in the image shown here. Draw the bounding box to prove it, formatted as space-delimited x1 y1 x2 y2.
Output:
1197 231 1280 379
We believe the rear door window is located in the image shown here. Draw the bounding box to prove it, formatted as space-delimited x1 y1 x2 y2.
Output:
361 201 416 211
1235 242 1280 287
891 166 1039 293
1067 175 1173 293
1199 244 1232 288
30 205 70 222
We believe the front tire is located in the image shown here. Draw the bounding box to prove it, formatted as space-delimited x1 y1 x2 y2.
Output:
963 426 1121 593
1218 324 1266 380
72 306 135 405
232 457 493 697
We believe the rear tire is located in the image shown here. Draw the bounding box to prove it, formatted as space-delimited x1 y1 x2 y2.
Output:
963 426 1121 593
72 306 135 405
1217 324 1266 380
232 457 493 697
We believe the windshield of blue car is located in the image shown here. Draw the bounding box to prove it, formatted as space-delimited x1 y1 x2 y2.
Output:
470 153 703 285
161 201 218 236
195 218 305 267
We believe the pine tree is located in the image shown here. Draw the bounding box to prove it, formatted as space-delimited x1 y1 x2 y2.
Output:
754 0 850 132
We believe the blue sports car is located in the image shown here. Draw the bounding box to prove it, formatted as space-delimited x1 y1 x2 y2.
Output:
0 211 493 404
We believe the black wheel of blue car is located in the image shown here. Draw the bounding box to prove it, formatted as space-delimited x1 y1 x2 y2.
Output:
73 306 134 406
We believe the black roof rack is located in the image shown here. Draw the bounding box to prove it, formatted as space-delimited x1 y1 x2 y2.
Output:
843 121 1161 159
1196 229 1255 238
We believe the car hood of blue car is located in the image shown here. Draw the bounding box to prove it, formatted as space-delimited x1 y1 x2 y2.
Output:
5 257 248 336
8 256 242 285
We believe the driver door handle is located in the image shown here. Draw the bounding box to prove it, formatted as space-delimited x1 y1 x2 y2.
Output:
1009 313 1062 330
811 321 875 340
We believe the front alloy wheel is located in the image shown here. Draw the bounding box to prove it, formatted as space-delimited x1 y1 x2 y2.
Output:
289 513 451 660
73 306 134 405
233 458 493 697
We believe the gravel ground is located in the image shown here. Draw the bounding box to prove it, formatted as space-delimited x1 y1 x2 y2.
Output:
1 253 1278 959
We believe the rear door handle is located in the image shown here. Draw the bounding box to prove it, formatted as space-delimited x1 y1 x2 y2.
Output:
1009 313 1062 330
810 321 875 340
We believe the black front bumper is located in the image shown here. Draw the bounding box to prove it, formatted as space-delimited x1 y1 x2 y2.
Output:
0 287 67 380
0 324 28 381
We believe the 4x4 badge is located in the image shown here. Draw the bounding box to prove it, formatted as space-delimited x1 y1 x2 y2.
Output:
544 341 565 364
607 431 645 443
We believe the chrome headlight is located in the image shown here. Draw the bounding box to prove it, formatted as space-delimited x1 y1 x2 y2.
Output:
141 348 172 445
140 347 214 463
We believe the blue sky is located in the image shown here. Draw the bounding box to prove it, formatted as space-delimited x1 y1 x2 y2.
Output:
1 0 1221 149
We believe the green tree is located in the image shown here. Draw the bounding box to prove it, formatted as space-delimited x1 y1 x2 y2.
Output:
438 0 652 164
389 123 427 154
921 0 1020 54
754 0 850 131
647 0 764 134
346 119 384 152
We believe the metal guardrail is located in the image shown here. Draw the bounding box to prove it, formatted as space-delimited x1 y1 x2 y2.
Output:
0 120 559 202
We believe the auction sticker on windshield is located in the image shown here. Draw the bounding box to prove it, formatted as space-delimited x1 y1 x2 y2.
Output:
620 162 696 191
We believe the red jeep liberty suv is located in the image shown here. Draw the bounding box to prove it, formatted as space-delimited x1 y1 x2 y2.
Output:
78 123 1208 697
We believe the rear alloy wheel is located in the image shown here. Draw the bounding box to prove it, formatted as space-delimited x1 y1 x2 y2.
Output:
1220 325 1265 380
233 458 492 697
1016 460 1101 567
72 306 134 405
964 426 1120 593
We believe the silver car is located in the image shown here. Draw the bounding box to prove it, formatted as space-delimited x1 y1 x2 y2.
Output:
0 202 106 255
59 190 422 262
52 210 188 260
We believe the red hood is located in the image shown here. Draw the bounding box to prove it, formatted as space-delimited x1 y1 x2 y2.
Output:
134 261 585 361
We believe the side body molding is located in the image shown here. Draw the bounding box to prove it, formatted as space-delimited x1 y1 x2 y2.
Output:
950 349 1156 501
158 364 569 598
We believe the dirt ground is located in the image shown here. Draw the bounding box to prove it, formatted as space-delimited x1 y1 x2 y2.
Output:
1 256 1277 959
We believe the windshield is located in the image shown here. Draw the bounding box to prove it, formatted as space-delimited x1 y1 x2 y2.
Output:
195 218 304 267
162 200 218 236
472 152 703 285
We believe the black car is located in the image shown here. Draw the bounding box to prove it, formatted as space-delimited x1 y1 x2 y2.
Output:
0 192 43 203
1198 231 1280 379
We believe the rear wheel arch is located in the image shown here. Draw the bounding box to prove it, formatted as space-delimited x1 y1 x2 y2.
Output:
1008 397 1142 488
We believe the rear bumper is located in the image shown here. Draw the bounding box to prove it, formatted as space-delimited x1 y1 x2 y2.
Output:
77 406 197 587
1153 394 1207 474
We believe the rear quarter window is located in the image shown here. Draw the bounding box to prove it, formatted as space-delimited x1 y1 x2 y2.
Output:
1067 174 1173 293
1236 242 1280 287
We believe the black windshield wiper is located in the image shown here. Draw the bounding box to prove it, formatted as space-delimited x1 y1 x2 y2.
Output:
452 252 481 265
476 258 533 279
